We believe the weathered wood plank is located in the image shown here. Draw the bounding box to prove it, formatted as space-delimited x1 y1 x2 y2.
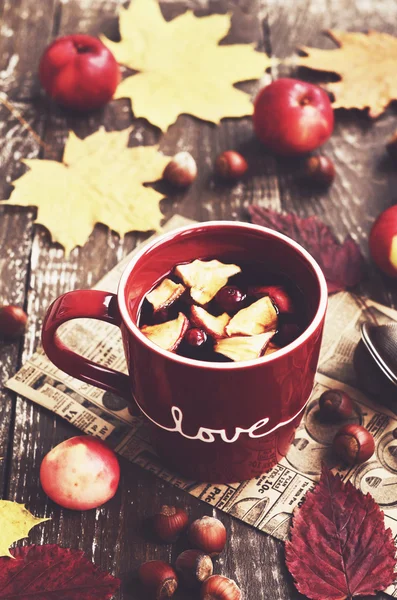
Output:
0 0 58 100
0 101 41 493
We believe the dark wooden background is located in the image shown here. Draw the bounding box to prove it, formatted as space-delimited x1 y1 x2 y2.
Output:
1 0 397 598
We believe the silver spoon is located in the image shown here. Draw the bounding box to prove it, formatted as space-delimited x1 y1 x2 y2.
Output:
361 322 397 388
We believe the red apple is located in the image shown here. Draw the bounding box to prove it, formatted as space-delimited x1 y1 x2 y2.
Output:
39 34 120 111
253 78 334 156
369 205 397 277
40 436 120 510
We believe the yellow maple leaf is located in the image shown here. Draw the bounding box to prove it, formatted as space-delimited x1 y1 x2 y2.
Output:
101 0 273 131
0 500 49 558
4 128 170 254
297 30 397 118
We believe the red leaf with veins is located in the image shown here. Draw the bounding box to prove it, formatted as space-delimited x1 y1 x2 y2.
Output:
285 465 396 600
0 545 120 599
248 206 365 293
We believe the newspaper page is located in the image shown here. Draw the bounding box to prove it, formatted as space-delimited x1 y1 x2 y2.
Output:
6 216 397 596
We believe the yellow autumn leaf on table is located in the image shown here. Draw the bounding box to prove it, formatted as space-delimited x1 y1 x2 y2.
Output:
4 128 170 254
0 500 49 558
297 30 397 118
101 0 273 131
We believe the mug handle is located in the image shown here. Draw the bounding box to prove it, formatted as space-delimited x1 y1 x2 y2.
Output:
42 289 140 415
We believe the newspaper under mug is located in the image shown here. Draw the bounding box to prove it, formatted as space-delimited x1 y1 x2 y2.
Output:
41 221 328 482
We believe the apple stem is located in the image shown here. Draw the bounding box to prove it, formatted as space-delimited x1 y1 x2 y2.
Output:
74 43 92 54
0 92 50 151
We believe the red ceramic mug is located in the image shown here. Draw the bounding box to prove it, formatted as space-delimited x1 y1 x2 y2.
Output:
42 221 328 482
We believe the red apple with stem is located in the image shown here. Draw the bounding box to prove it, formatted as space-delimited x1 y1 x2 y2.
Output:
253 78 334 156
369 205 397 277
39 34 120 111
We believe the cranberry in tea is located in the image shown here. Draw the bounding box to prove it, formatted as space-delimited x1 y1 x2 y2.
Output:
139 259 307 362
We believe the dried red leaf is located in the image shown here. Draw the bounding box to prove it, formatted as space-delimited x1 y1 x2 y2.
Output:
285 465 396 600
0 545 120 599
248 206 365 293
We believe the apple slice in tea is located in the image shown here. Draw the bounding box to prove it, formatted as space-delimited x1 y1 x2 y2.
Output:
140 312 189 351
191 305 230 339
215 331 276 362
248 285 294 314
146 278 185 312
264 343 281 356
175 259 241 305
226 296 278 336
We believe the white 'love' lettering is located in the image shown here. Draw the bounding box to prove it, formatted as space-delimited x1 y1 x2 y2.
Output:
135 402 307 444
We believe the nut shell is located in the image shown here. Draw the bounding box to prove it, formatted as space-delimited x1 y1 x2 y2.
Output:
175 549 213 588
0 305 27 338
333 424 375 465
303 155 335 187
201 575 242 600
138 560 178 599
318 389 354 421
188 516 227 556
153 505 189 542
215 151 248 180
163 152 197 187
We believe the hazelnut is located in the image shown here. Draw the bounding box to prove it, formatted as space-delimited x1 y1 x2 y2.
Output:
188 516 227 557
153 505 189 542
175 549 213 588
303 155 335 187
318 389 354 421
163 152 197 187
138 560 178 599
333 424 375 465
201 575 242 600
215 151 248 180
0 305 28 338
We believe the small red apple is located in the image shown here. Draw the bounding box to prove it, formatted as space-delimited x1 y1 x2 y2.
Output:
253 78 334 156
40 436 120 510
39 34 120 111
369 205 397 277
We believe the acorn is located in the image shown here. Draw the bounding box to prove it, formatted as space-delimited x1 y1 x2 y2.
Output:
163 152 197 187
0 305 27 338
333 424 375 465
303 155 335 187
153 505 189 542
200 575 242 600
175 549 213 588
188 516 227 556
215 151 248 180
318 389 354 421
138 560 178 599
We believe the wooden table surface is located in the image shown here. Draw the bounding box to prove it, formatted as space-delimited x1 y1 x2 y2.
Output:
1 0 396 598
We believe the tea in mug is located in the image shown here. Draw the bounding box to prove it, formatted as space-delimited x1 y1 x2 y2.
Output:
138 259 308 362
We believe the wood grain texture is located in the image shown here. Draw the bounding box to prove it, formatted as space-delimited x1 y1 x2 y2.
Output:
0 0 394 598
0 0 58 100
